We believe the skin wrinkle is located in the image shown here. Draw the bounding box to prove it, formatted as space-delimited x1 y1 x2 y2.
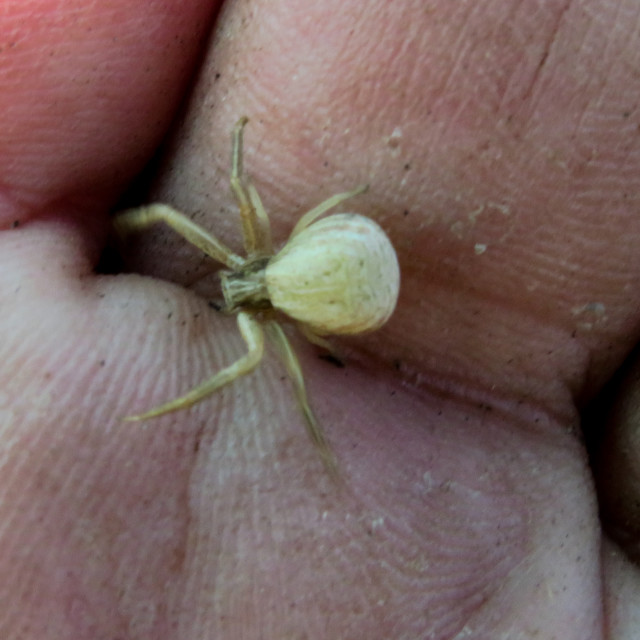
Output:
517 0 574 105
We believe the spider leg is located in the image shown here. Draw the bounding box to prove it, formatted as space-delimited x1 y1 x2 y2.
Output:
289 184 368 237
114 203 244 270
124 311 264 421
230 117 272 257
247 182 273 255
298 324 344 366
265 321 339 477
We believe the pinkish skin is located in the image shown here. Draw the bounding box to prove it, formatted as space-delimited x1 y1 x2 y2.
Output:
1 0 640 638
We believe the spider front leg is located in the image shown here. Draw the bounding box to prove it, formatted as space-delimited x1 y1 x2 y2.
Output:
230 117 272 257
124 311 264 421
289 184 369 237
114 203 244 270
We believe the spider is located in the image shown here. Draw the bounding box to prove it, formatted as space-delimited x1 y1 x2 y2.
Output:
114 117 400 474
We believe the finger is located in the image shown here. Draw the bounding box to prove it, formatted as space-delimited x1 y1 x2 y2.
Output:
132 0 640 419
0 0 221 231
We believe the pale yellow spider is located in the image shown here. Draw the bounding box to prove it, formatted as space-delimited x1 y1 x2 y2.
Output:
115 117 400 473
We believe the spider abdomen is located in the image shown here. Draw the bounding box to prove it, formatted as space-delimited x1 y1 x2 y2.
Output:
265 213 400 335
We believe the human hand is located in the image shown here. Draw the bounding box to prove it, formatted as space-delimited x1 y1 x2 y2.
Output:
2 1 639 638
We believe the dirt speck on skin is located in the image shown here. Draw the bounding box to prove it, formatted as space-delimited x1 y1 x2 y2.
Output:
386 127 403 150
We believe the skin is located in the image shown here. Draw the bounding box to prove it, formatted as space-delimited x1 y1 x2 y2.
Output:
1 0 640 637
